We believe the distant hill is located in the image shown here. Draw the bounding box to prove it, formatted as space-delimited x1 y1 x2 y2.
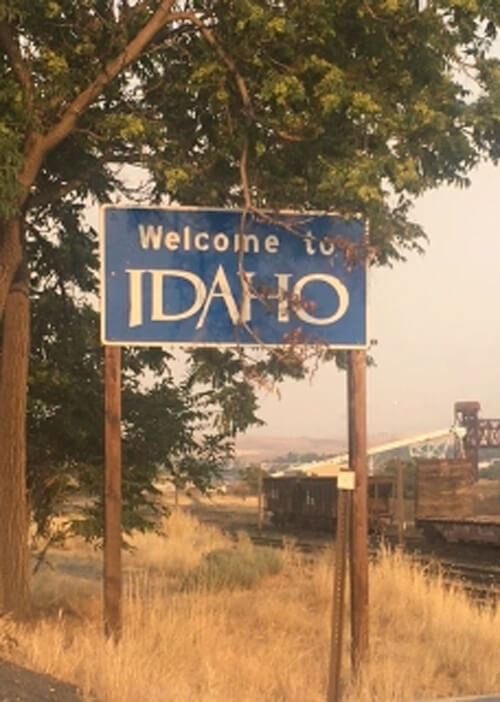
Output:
235 435 344 462
235 432 402 462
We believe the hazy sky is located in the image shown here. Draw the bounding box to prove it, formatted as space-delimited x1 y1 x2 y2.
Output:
250 160 500 441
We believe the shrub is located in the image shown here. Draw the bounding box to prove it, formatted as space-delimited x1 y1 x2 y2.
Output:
182 544 283 592
481 461 500 480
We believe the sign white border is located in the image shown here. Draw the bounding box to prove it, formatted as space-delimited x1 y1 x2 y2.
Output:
99 203 369 349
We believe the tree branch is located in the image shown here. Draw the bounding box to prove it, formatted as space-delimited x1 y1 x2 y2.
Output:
43 0 178 150
17 0 178 200
165 11 254 116
165 13 305 143
239 138 252 210
0 21 33 110
27 179 84 210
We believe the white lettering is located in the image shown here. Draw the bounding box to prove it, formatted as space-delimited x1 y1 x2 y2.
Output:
319 237 335 256
239 272 255 322
139 225 163 250
126 269 146 327
264 235 279 254
304 234 316 255
213 232 230 252
136 227 283 254
240 273 291 323
152 270 206 322
293 274 349 326
126 267 349 330
275 274 292 322
165 230 180 251
234 232 259 253
194 232 209 251
196 265 238 329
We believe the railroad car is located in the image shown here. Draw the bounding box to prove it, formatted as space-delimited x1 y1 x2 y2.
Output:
263 474 396 532
415 459 500 547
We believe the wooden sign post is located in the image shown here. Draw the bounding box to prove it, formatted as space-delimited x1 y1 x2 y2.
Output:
327 349 368 701
348 349 369 671
104 345 122 641
327 473 353 702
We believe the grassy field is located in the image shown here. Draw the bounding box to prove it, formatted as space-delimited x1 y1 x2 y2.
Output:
1 508 500 702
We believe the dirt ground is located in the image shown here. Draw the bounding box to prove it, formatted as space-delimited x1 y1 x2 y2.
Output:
172 493 262 531
0 658 82 702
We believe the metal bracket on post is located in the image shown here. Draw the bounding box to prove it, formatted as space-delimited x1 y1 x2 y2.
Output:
337 471 355 491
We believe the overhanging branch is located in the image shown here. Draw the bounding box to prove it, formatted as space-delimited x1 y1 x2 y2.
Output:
17 0 179 200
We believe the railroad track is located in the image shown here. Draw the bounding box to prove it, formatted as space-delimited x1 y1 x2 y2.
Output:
232 530 500 599
414 557 500 598
247 533 327 553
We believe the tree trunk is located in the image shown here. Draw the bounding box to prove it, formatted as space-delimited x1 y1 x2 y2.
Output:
0 219 23 323
0 258 30 618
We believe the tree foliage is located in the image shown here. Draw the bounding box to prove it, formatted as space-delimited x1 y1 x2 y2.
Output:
239 464 265 494
1 2 499 258
0 0 498 565
480 460 500 481
148 1 499 261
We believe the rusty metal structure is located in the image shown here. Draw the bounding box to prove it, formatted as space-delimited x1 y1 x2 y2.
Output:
412 403 500 548
414 457 500 547
454 401 500 479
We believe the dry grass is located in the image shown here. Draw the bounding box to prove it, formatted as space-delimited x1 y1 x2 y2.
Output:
127 509 232 575
1 511 500 702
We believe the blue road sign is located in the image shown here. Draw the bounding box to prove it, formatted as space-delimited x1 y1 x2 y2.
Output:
100 206 366 347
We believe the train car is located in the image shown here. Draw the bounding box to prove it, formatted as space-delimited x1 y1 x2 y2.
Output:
368 475 397 530
415 459 500 547
263 474 396 532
